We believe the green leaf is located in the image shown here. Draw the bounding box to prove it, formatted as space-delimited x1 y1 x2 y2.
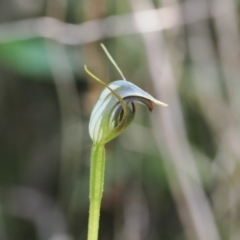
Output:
0 39 83 79
0 39 51 77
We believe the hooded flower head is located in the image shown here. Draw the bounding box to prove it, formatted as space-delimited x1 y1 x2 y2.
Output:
89 79 167 145
86 44 167 145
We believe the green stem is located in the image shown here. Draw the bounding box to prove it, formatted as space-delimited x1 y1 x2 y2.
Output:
87 143 106 240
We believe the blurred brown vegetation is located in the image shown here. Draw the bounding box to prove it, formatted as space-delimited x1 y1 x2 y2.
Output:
0 0 240 240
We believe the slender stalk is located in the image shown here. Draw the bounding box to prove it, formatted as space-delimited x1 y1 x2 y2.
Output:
87 143 106 240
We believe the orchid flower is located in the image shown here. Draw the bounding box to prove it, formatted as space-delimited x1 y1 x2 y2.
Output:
85 44 167 240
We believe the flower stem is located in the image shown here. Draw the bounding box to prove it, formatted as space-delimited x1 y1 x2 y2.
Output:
87 143 106 240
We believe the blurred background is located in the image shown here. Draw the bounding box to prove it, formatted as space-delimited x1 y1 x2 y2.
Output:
0 0 239 239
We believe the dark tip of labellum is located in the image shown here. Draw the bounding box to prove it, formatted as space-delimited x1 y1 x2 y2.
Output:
118 102 135 123
124 96 154 112
113 96 154 128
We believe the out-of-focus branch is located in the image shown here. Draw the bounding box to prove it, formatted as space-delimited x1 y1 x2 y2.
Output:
0 1 231 45
210 0 240 238
129 0 221 240
44 0 83 211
